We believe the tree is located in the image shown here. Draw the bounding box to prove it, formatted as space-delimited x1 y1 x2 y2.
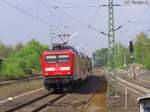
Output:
0 42 14 58
0 39 48 78
134 32 150 69
94 43 129 69
94 32 150 70
115 43 128 68
15 42 24 51
94 48 108 67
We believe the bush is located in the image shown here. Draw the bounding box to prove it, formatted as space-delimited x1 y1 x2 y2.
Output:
0 59 25 78
0 39 48 78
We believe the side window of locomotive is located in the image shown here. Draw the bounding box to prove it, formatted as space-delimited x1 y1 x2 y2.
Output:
45 55 57 63
58 55 69 63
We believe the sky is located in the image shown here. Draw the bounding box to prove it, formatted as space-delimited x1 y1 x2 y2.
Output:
0 0 149 56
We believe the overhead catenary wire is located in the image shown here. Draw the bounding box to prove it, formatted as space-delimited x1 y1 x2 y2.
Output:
32 1 145 10
53 8 109 36
57 5 100 8
35 0 39 18
54 8 87 26
111 5 150 44
127 6 150 23
0 0 62 32
37 1 106 9
47 8 67 28
115 5 150 30
38 0 107 36
36 0 68 29
38 0 87 26
38 1 65 28
88 6 101 27
37 0 103 35
50 4 124 9
56 10 67 27
1 0 148 39
37 0 124 35
128 21 150 24
16 0 19 8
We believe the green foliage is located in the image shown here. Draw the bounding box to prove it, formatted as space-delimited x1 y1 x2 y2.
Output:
0 42 14 58
14 42 24 52
94 44 128 68
0 39 48 78
94 32 150 70
0 58 25 78
134 32 150 69
94 48 108 67
115 43 128 68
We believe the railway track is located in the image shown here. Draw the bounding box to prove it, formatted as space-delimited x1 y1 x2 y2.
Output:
109 72 150 96
4 92 52 112
116 71 150 89
3 91 69 112
31 93 68 112
0 70 104 112
0 76 42 87
139 78 150 84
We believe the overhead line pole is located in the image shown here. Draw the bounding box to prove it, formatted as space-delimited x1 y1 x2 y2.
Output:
108 0 115 69
107 1 118 109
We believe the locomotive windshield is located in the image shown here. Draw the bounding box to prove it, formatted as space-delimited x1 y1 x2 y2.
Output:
45 54 69 63
58 55 69 62
45 55 57 63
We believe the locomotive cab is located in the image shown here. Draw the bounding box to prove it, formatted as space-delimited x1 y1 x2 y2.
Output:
42 50 74 91
42 44 76 91
43 52 73 76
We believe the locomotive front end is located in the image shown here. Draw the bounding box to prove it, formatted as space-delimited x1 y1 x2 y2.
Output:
41 50 74 91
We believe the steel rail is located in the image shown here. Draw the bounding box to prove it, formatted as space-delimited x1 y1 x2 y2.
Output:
109 72 150 96
31 93 68 112
3 92 52 112
3 89 69 112
0 76 42 87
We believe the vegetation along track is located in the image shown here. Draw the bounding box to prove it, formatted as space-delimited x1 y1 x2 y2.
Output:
3 91 68 112
0 76 42 87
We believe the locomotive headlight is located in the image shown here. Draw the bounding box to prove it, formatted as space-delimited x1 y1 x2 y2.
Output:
60 67 70 71
45 67 55 71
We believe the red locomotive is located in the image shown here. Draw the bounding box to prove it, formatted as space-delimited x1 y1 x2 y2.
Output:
41 43 92 91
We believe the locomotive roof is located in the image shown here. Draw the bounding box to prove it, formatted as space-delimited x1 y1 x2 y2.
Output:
48 43 78 54
47 43 91 58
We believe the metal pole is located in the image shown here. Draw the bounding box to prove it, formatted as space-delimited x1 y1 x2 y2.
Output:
107 1 117 111
108 0 115 70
